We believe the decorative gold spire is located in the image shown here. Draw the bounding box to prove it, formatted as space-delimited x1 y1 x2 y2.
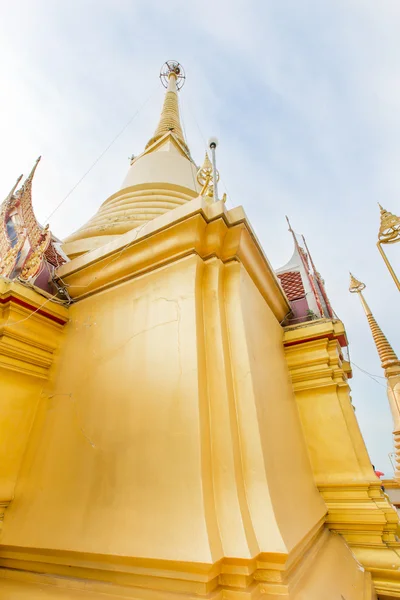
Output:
349 274 400 374
145 71 189 154
378 204 400 244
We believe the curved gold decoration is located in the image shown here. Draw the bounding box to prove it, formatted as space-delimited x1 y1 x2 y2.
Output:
0 228 26 278
197 152 219 199
16 157 43 249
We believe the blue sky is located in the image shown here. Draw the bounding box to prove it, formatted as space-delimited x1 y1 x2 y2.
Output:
1 0 399 475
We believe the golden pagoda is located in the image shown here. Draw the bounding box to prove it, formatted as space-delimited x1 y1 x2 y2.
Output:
1 60 400 599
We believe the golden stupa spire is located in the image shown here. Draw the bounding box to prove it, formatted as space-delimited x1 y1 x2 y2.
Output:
145 61 189 154
349 274 400 375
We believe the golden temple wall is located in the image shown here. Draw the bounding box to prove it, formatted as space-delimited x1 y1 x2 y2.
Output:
0 200 380 598
2 254 325 561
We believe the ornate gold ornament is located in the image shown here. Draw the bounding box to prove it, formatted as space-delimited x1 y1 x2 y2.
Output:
20 226 51 281
197 152 219 199
0 228 26 278
378 204 400 244
377 204 400 292
349 273 366 294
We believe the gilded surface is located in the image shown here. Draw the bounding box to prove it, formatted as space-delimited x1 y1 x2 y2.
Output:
20 227 51 280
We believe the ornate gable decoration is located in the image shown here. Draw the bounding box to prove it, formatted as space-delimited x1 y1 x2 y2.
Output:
0 158 68 293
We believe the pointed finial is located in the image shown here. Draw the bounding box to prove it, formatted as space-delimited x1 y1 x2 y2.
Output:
285 215 293 232
349 273 366 294
203 152 212 170
145 61 189 153
378 203 400 244
16 156 41 195
197 152 218 199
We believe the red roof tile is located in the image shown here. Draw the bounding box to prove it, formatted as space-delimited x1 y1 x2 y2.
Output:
277 271 305 301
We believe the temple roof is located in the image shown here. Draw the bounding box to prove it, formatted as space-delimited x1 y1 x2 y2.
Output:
277 271 305 301
0 158 68 294
276 219 334 322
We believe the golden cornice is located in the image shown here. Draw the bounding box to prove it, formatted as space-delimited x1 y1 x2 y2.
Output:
57 198 290 322
0 279 68 378
0 519 327 599
284 337 348 392
283 318 348 347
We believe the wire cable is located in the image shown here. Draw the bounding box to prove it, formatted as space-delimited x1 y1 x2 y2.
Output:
44 88 157 224
351 361 388 388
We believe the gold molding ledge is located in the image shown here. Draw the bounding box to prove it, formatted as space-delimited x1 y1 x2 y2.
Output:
283 318 400 597
57 198 290 323
0 278 69 378
0 520 338 599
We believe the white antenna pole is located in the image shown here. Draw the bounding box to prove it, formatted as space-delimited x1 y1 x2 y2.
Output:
208 137 219 201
